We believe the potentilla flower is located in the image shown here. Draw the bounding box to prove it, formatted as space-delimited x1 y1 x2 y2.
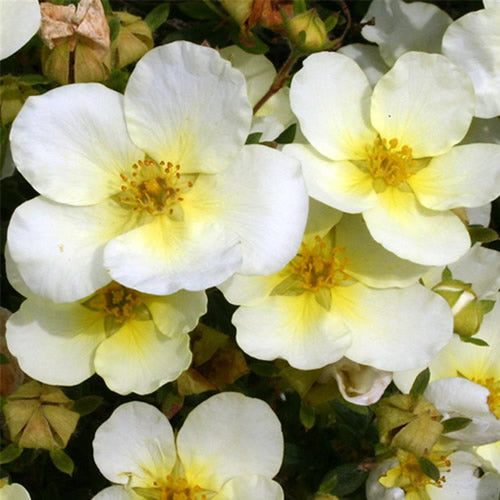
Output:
0 0 41 60
284 51 500 265
0 480 31 500
7 41 308 303
5 255 206 394
220 201 453 371
92 393 284 499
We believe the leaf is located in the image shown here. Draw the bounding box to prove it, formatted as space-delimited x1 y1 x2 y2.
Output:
317 470 338 494
108 16 121 42
319 464 368 496
441 266 452 281
441 417 472 434
417 457 440 482
460 336 489 347
324 13 339 32
176 368 216 396
299 400 316 430
0 353 9 364
293 0 307 15
248 360 280 377
145 3 171 32
245 132 262 144
0 443 23 464
480 300 495 314
275 123 297 144
177 2 220 20
410 368 430 398
468 225 498 244
270 275 304 296
71 396 103 416
315 288 331 311
161 391 184 420
50 449 74 476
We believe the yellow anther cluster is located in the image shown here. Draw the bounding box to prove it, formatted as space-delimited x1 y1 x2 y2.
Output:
117 159 194 216
471 377 500 419
365 137 417 187
152 475 209 500
291 235 350 292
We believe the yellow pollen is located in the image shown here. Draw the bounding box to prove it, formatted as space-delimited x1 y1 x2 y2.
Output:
470 377 500 418
148 475 209 500
116 158 195 218
365 136 418 187
291 235 350 292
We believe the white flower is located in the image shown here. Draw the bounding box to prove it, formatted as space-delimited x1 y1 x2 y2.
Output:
220 201 452 371
0 481 31 500
0 0 41 60
92 393 284 500
284 51 500 265
7 41 308 303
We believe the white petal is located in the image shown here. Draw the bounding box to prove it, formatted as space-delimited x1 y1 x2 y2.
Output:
361 0 451 66
340 283 453 371
484 0 500 6
425 378 500 446
304 198 343 237
0 0 40 60
476 442 500 472
410 144 500 210
177 393 283 492
104 215 242 295
93 401 176 487
290 52 377 160
92 486 140 500
366 460 404 500
7 197 135 302
219 273 280 307
233 293 351 370
466 204 491 227
10 84 143 205
363 188 471 265
94 321 191 395
6 297 104 386
214 476 284 500
5 244 32 298
205 145 308 275
283 144 377 213
338 43 390 87
250 115 285 143
124 41 251 174
371 52 475 158
336 214 427 288
442 8 500 119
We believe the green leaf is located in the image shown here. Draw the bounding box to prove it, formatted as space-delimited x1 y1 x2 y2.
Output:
299 400 316 430
275 123 297 144
18 74 50 85
245 132 262 145
324 13 339 32
410 368 430 398
270 275 304 296
319 463 368 496
0 353 9 364
177 2 220 20
460 336 489 347
108 16 121 43
441 266 452 281
71 395 103 416
145 3 171 32
468 225 498 244
293 0 307 14
0 443 23 464
317 470 338 494
314 288 331 311
50 449 74 476
441 417 472 434
480 299 495 314
418 457 440 482
248 360 280 377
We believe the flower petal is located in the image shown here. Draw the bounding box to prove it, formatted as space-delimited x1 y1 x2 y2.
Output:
214 475 284 500
177 392 283 492
336 214 427 288
283 144 377 213
442 8 500 118
93 401 176 487
104 215 242 295
233 293 351 370
0 0 40 60
93 486 140 500
305 198 343 237
219 273 281 307
7 197 135 302
6 297 104 386
339 283 453 371
124 41 251 174
290 52 376 160
371 52 475 158
363 188 471 265
10 84 142 205
203 145 308 275
94 321 191 395
410 144 500 210
361 0 451 66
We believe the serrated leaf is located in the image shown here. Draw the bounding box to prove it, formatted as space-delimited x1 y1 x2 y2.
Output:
108 16 121 42
468 225 498 244
480 300 495 314
50 449 74 476
410 368 430 398
275 123 297 144
299 400 316 430
0 443 23 464
245 132 262 144
0 353 8 364
460 336 489 347
71 396 103 416
418 457 440 481
441 417 472 433
315 288 331 311
145 3 171 32
270 275 304 296
441 266 452 281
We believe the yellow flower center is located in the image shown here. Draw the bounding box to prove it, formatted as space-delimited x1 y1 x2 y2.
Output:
133 475 213 500
470 377 500 419
291 236 351 292
365 137 418 189
116 159 196 220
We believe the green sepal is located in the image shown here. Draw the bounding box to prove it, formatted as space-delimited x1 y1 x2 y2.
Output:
441 417 472 434
480 300 495 314
468 225 498 244
270 275 305 296
315 287 331 311
299 400 316 430
145 3 171 32
441 266 452 281
245 132 262 144
417 457 440 482
49 449 74 476
0 443 23 464
459 336 489 347
275 123 297 144
108 16 121 42
410 368 430 398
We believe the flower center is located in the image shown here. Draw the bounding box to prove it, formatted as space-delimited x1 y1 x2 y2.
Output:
116 159 196 220
154 476 211 500
470 377 500 419
365 137 418 190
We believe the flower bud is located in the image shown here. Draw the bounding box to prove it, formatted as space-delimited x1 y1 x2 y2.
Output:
3 381 79 450
220 0 253 26
0 76 39 126
286 9 329 52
